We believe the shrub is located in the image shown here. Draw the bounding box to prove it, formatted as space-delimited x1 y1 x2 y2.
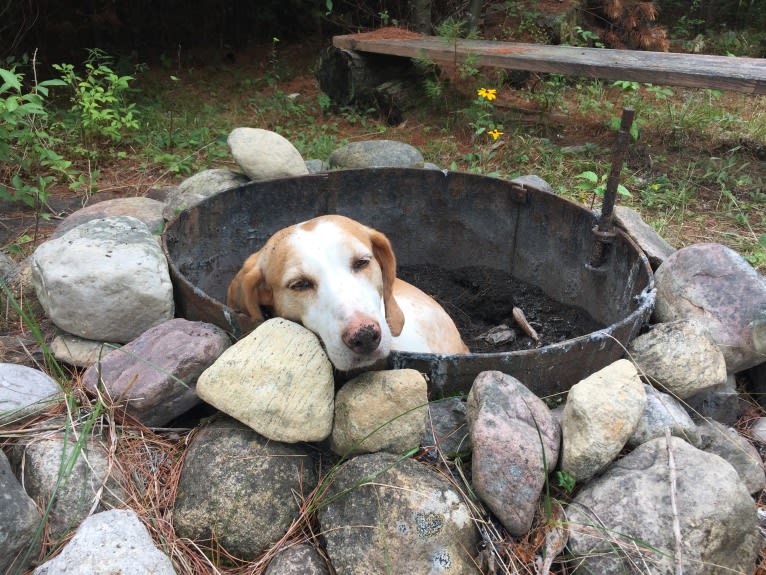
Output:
0 65 74 212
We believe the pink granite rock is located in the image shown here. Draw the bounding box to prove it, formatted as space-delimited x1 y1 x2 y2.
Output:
466 370 560 535
654 243 766 372
82 318 230 425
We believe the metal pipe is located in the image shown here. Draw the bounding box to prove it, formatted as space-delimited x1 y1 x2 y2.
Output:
589 107 635 269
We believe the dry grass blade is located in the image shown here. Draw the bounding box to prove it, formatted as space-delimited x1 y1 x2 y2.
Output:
664 428 684 575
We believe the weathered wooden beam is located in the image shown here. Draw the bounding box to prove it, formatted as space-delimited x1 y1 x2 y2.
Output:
333 33 766 94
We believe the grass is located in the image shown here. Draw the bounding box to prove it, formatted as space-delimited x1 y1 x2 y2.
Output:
2 41 765 268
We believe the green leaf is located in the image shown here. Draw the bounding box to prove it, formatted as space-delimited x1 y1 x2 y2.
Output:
0 68 21 92
39 78 68 87
576 171 599 183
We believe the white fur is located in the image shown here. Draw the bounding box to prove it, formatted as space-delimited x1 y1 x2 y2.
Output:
286 222 393 370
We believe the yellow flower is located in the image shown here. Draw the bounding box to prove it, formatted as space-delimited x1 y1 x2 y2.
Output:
488 128 503 140
477 87 497 101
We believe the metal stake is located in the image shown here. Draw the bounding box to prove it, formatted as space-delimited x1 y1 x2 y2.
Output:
589 107 635 269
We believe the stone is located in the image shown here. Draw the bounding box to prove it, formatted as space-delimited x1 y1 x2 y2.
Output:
751 417 766 443
31 216 174 343
745 361 766 410
318 452 481 575
49 332 117 367
0 450 42 575
627 319 727 399
614 206 676 270
11 429 127 540
627 384 698 448
173 416 317 560
653 242 766 373
466 370 560 536
560 359 646 481
329 140 424 169
144 185 177 203
52 197 166 239
227 127 309 180
0 363 63 425
2 256 44 323
162 168 249 220
684 374 740 425
567 436 760 574
304 159 327 173
33 509 177 575
421 397 471 458
196 318 334 443
264 543 330 575
510 174 554 194
330 369 427 456
696 419 765 495
82 319 231 426
0 251 16 280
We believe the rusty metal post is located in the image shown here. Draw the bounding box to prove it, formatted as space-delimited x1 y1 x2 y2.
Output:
589 108 635 269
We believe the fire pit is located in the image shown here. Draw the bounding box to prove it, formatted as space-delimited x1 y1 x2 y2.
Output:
162 168 654 397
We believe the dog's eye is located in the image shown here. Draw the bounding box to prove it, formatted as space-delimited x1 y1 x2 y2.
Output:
288 278 314 291
352 257 371 271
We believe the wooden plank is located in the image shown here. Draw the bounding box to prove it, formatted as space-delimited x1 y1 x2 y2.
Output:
333 33 766 95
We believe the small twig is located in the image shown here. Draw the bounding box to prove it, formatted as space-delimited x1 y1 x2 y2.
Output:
512 306 540 344
665 427 684 575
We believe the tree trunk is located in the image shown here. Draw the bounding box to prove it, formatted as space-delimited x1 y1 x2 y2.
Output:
316 46 427 124
468 0 483 32
411 0 432 34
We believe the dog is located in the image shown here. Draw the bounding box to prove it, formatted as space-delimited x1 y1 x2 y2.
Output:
227 215 469 371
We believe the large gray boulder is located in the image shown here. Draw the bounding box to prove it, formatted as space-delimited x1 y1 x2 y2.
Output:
614 205 676 270
162 168 249 220
567 436 760 574
33 509 177 575
0 363 63 425
318 452 481 575
0 450 42 575
227 127 308 180
31 216 174 343
329 140 424 168
10 429 127 540
627 319 727 399
52 197 165 239
173 416 318 560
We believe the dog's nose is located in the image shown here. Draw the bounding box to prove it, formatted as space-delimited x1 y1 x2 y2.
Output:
343 322 382 354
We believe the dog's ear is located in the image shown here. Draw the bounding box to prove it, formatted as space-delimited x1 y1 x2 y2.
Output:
227 252 273 321
369 228 405 336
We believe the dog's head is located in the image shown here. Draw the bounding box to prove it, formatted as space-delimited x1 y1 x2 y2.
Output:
227 215 405 371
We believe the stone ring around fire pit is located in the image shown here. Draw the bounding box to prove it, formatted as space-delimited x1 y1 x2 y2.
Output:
162 168 655 398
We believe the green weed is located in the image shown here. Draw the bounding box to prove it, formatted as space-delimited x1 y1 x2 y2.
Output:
53 49 140 145
0 61 78 228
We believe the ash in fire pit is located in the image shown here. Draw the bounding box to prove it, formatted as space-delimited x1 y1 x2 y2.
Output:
399 265 603 353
